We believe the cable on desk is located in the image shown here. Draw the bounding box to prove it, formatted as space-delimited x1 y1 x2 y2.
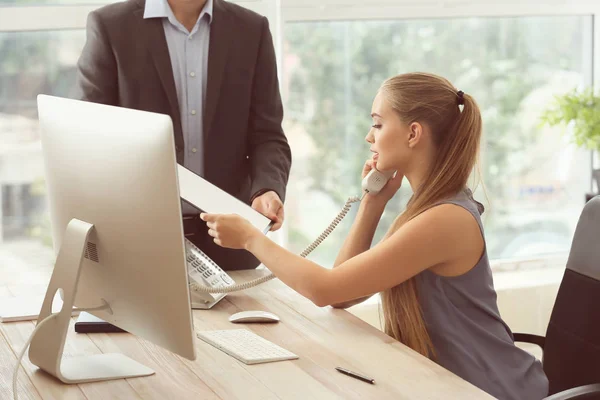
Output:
13 301 111 400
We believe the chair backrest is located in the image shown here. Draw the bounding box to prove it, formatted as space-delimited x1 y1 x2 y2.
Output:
543 195 600 395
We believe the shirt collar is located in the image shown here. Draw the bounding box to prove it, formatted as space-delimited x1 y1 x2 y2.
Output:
143 0 213 25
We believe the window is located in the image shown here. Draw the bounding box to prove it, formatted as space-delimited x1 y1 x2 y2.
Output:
0 29 85 263
0 7 595 273
0 0 279 270
282 16 594 267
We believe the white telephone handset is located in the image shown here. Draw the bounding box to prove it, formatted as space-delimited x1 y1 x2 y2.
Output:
361 168 395 196
186 167 396 302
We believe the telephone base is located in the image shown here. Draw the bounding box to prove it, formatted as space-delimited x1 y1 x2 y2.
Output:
190 291 226 310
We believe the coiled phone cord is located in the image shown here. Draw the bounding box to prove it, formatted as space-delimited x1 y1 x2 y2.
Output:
190 195 363 294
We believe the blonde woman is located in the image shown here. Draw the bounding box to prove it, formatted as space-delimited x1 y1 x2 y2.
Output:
200 72 549 400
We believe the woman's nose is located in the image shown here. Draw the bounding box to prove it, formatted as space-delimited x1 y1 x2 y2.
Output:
365 129 374 143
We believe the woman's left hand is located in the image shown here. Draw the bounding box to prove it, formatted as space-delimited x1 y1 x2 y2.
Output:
200 213 260 250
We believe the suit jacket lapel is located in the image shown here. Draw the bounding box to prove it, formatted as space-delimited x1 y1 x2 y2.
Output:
133 3 183 150
204 0 233 140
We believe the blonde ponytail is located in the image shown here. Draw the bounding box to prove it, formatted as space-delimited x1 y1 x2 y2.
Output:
379 73 482 358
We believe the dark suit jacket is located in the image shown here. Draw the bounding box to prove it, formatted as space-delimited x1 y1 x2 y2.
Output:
75 0 292 270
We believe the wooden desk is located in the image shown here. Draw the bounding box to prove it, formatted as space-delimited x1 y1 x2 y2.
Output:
0 266 493 399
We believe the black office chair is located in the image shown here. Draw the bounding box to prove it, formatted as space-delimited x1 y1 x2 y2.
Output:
514 195 600 400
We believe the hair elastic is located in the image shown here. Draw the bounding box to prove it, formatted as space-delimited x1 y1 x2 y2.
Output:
456 90 465 106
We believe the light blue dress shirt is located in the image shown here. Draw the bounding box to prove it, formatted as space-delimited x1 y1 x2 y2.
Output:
143 0 212 180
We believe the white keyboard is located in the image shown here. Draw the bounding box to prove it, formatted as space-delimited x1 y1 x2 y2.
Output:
196 329 299 365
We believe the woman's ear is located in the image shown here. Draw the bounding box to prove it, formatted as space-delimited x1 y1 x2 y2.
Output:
407 122 423 148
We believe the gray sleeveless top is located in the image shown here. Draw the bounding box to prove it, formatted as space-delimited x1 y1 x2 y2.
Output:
416 189 549 400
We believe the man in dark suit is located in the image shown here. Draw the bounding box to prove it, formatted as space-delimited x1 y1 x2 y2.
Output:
75 0 291 270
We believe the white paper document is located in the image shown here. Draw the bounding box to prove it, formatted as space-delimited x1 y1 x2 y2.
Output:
177 165 272 234
0 295 80 322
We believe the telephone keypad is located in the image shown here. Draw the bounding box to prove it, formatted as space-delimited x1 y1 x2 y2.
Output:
185 238 235 291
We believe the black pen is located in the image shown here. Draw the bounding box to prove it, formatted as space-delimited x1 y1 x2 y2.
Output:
335 367 375 384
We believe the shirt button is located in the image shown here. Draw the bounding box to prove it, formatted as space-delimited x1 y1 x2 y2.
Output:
192 148 197 153
190 71 196 77
191 110 196 115
188 35 193 40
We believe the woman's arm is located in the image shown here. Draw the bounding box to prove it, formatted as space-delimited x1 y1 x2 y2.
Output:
334 160 401 268
223 203 483 307
330 296 374 309
331 197 386 308
333 197 386 267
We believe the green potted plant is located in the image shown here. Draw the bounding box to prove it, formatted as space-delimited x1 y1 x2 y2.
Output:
540 88 600 197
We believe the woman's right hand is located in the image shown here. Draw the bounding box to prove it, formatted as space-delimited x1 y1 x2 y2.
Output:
361 160 403 203
361 159 377 179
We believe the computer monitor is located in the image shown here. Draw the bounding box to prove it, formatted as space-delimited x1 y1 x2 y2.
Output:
29 95 195 384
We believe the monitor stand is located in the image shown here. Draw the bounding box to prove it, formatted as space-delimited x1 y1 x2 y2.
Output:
28 218 155 384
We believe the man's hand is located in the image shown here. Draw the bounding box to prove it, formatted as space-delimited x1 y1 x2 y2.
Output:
251 191 284 231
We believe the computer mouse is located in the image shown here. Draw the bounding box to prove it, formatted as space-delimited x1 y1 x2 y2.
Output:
229 310 280 323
